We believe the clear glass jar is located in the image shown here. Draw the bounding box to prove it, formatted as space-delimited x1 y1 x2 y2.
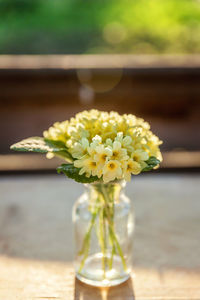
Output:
72 180 134 287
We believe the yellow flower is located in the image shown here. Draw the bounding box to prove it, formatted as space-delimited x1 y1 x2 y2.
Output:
43 109 163 182
68 123 89 142
131 149 149 169
90 135 102 148
43 121 69 143
94 145 112 166
87 135 102 157
122 159 142 181
111 141 128 161
115 132 134 153
46 152 54 159
105 138 113 147
71 138 89 159
74 156 99 177
145 140 163 162
103 160 122 183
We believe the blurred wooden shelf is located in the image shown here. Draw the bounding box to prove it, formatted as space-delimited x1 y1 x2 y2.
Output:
1 54 200 70
0 151 200 172
1 55 200 154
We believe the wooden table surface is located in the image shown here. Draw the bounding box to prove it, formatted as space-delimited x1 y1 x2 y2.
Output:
0 174 200 300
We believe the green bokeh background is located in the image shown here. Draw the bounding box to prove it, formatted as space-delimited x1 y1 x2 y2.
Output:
1 0 200 54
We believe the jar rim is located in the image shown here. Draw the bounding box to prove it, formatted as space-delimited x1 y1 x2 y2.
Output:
84 179 126 188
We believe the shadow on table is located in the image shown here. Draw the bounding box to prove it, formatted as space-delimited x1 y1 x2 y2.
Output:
74 277 135 300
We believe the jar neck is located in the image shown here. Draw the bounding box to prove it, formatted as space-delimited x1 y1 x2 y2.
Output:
85 180 126 204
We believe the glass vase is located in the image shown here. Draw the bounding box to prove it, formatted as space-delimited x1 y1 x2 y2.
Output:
72 180 134 287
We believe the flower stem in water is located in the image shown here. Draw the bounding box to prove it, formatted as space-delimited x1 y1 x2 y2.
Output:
78 184 127 275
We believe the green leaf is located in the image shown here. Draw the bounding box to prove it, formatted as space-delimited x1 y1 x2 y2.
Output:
10 137 55 153
53 150 74 161
10 137 73 161
44 139 73 161
43 138 66 151
57 164 98 183
142 156 160 172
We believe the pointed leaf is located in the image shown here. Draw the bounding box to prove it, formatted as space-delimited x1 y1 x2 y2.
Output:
10 137 55 153
10 137 73 161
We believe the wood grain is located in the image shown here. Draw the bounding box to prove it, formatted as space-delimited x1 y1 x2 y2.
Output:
0 175 199 299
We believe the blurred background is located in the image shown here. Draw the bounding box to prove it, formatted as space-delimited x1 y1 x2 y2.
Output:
0 3 200 299
1 0 200 54
0 0 200 172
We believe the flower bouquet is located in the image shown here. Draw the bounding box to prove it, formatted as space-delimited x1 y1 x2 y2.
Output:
11 110 162 286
